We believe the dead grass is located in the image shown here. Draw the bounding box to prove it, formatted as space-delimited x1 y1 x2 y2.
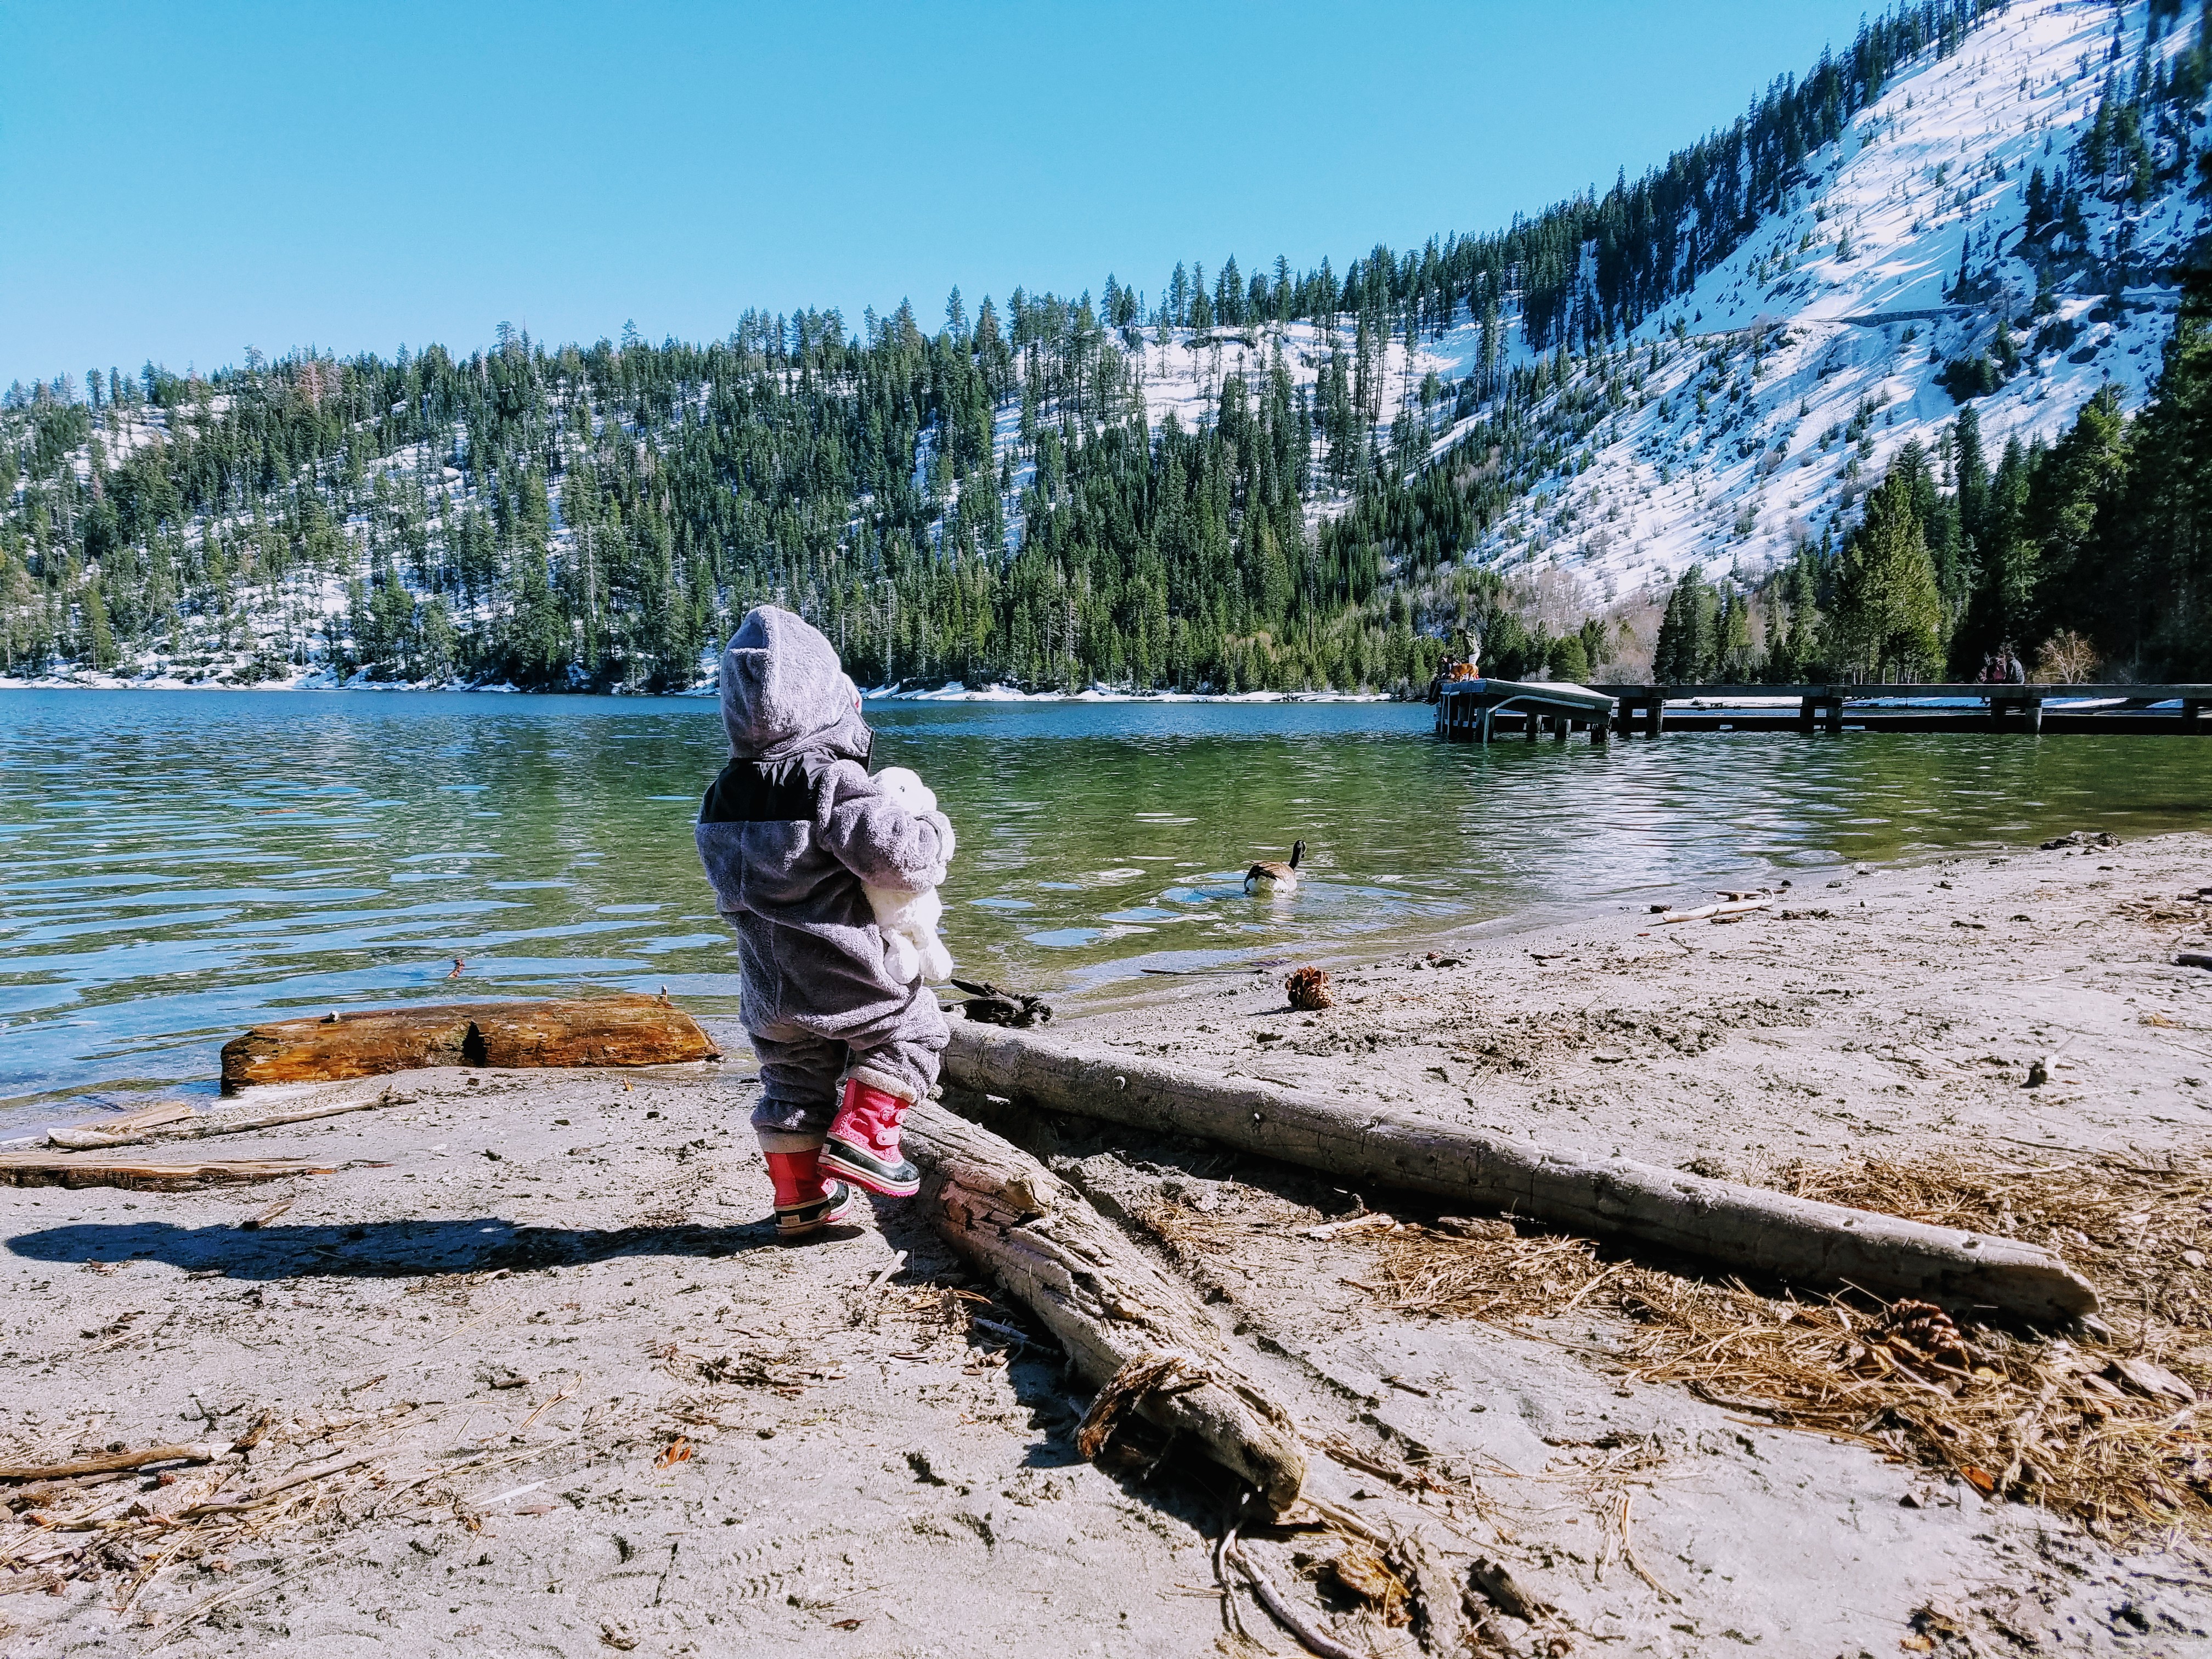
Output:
1330 1150 2210 1543
0 1401 431 1621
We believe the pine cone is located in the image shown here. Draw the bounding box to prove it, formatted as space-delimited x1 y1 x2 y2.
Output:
1285 966 1334 1011
1874 1299 1973 1370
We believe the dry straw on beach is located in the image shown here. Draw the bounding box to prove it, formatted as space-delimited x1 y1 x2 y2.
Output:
1359 1147 2212 1543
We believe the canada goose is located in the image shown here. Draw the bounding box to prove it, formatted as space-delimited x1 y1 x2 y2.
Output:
1245 840 1306 895
447 957 465 979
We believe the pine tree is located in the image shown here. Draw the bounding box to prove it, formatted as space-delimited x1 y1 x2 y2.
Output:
2100 261 2212 672
1652 565 1714 682
1833 449 1946 680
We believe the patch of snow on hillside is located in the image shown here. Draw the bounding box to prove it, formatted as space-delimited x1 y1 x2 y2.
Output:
1475 0 2208 595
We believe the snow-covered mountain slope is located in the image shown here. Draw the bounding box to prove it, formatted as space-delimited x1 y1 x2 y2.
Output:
1455 0 2208 598
1020 3 2205 604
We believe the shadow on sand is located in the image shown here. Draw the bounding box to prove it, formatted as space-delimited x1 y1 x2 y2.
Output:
4 1215 795 1280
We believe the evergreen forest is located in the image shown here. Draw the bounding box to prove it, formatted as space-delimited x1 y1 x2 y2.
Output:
5 0 2207 693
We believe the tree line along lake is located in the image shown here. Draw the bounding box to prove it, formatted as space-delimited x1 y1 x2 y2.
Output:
4 688 2210 1128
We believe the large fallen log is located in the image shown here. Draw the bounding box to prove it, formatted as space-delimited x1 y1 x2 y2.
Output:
219 994 720 1091
0 1155 336 1190
941 1024 2098 1323
902 1098 1307 1511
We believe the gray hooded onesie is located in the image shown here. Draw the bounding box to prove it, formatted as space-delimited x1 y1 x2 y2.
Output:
695 607 952 1140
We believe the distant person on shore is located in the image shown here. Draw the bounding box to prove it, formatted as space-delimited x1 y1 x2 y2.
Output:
2004 647 2027 684
695 606 956 1238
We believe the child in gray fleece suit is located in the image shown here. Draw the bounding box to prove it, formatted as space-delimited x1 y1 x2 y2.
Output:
695 606 954 1235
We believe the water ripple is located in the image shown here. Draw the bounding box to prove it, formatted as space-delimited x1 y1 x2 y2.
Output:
3 688 2210 1122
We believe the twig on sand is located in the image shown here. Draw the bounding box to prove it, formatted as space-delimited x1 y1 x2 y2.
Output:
1212 1499 1252 1642
1618 1489 1675 1601
1230 1541 1362 1659
175 1452 376 1519
517 1378 579 1433
0 1444 225 1483
1559 1260 1627 1313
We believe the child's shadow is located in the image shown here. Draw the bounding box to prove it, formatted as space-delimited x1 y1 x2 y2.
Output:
6 1216 779 1280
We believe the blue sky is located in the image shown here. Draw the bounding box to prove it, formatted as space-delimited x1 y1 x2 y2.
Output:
2 1 1877 384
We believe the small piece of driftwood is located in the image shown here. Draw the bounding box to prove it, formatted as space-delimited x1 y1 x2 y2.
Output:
902 1098 1306 1511
1658 897 1771 924
1301 1212 1397 1240
48 1091 410 1151
0 1444 228 1482
46 1101 198 1147
941 1024 2097 1322
0 1155 336 1191
219 994 720 1091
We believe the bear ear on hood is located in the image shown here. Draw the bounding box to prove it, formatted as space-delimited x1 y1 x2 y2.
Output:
718 605 872 763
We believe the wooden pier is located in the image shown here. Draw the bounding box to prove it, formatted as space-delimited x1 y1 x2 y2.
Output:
1434 681 2212 743
1433 678 1618 744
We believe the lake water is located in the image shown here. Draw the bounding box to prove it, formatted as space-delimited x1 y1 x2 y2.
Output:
5 688 2211 1127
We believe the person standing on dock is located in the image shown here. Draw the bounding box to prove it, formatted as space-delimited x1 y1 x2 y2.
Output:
695 606 957 1237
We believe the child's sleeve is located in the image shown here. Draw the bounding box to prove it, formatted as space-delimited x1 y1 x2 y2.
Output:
817 763 953 893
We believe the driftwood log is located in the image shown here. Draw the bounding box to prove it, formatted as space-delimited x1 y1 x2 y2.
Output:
0 1155 336 1190
941 1024 2098 1323
219 994 720 1091
46 1100 198 1146
902 1098 1307 1511
48 1091 410 1151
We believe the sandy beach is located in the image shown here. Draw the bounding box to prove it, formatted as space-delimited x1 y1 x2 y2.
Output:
4 831 2211 1657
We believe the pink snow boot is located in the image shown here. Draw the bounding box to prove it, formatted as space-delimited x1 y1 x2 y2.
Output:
763 1142 857 1239
820 1070 921 1198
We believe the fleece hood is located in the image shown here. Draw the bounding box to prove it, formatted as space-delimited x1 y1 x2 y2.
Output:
717 606 871 763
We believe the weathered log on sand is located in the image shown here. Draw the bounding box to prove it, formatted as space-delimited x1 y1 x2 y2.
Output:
0 1155 335 1190
49 1090 411 1150
220 994 720 1091
902 1098 1307 1511
942 1024 2097 1322
1658 897 1771 924
46 1101 199 1147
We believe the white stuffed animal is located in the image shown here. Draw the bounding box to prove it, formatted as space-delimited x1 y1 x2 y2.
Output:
867 766 955 984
